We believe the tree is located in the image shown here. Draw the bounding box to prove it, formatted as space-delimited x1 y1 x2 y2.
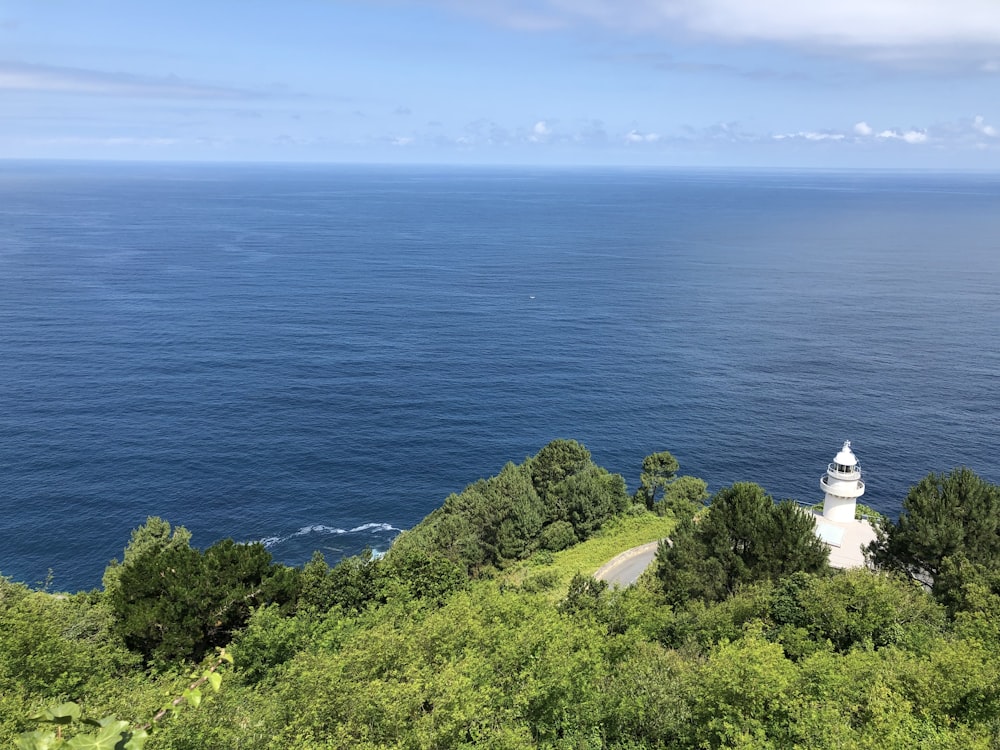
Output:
538 520 577 552
639 450 680 507
559 573 608 617
102 516 192 598
770 569 945 656
686 627 796 749
111 537 299 663
658 475 710 521
481 461 545 561
868 468 1000 587
112 544 205 662
560 466 630 539
387 441 632 575
658 482 829 604
380 548 466 602
298 549 382 614
0 587 137 699
529 439 593 513
934 553 1000 618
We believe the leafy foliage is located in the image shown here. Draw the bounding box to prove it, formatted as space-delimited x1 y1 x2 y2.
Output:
657 482 829 603
0 587 137 699
6 456 1000 749
560 465 630 538
869 467 1000 588
770 569 945 656
538 519 578 551
638 449 680 507
657 474 709 521
389 440 630 576
101 517 192 599
110 526 299 663
558 572 608 616
529 438 594 506
379 546 467 602
15 651 230 750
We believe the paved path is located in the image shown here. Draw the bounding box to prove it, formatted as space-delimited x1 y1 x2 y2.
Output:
593 540 665 588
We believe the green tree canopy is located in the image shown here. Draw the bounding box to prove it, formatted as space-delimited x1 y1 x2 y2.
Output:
101 516 192 598
388 440 629 575
110 531 299 663
658 475 710 521
658 482 829 604
529 438 593 509
560 466 630 539
639 450 680 507
868 468 1000 587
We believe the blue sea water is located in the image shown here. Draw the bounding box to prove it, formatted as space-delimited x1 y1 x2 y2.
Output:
1 162 998 591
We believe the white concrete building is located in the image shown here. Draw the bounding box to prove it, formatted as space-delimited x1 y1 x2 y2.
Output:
813 441 877 569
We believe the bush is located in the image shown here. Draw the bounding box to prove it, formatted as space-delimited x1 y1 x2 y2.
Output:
540 521 578 552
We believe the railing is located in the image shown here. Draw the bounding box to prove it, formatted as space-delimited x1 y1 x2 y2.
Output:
827 463 860 477
820 475 864 492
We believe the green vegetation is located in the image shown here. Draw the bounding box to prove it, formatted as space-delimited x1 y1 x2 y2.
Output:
637 449 679 507
388 439 632 576
658 482 829 604
505 512 676 598
3 441 1000 749
13 652 231 750
868 467 1000 584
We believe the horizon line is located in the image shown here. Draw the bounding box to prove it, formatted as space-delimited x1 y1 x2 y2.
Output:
3 157 999 175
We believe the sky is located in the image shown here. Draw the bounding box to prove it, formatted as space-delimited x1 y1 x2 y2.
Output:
3 0 1000 168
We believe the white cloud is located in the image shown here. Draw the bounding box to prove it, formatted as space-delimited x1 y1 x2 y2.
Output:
433 1 1000 63
425 0 568 31
529 119 552 142
973 115 998 136
459 118 514 146
773 131 846 141
876 128 928 143
766 117 1000 148
624 129 660 143
0 60 261 99
28 136 179 147
391 136 415 146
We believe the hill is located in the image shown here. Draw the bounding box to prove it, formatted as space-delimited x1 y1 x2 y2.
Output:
4 442 1000 749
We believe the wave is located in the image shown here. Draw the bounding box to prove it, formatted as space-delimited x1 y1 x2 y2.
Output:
260 521 402 549
348 522 401 533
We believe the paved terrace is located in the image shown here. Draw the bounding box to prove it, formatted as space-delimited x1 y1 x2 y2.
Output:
813 513 878 569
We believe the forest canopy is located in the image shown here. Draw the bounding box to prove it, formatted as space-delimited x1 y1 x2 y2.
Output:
3 441 1000 749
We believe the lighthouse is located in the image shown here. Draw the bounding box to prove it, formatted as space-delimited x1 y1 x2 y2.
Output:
813 440 876 568
820 440 865 522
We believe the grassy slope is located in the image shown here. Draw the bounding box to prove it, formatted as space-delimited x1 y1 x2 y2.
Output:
502 512 675 599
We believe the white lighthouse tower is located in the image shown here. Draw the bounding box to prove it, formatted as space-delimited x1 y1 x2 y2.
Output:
813 440 876 568
820 440 865 522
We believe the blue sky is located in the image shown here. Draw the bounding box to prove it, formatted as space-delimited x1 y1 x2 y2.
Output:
3 0 1000 167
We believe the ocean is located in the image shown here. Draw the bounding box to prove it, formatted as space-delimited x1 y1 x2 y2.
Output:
1 162 998 591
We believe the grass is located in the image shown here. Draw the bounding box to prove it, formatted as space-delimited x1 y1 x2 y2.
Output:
503 512 675 600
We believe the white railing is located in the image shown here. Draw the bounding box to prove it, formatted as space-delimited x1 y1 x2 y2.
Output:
827 463 860 476
820 475 864 492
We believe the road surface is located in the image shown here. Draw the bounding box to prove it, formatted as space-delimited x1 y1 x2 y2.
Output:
593 540 665 588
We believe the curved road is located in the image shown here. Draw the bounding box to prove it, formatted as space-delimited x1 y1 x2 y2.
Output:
593 540 666 588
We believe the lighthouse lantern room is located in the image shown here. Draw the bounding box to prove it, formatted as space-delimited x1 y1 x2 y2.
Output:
820 440 865 523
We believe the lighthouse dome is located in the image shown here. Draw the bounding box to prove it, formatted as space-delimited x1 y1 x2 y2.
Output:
833 441 858 469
